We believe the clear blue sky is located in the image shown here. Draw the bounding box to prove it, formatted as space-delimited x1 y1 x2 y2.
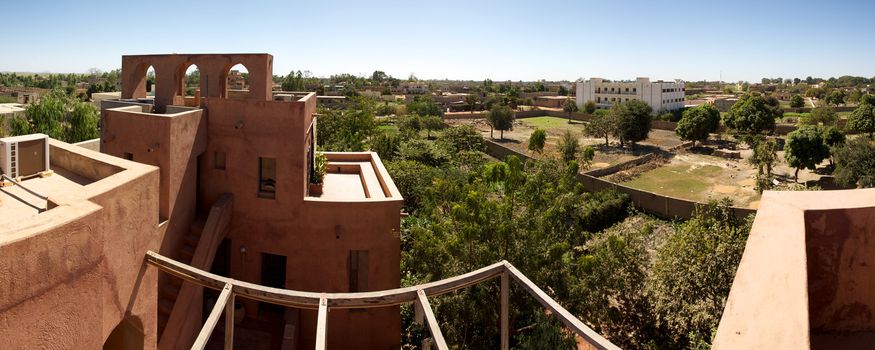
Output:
2 0 873 82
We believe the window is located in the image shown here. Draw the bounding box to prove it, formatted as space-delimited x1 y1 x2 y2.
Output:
123 152 133 161
214 151 226 170
625 88 629 92
633 88 637 92
349 250 369 292
258 157 276 199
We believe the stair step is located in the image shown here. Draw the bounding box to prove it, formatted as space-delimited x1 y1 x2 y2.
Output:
160 283 180 301
190 218 207 233
158 298 174 316
180 245 195 263
183 233 200 248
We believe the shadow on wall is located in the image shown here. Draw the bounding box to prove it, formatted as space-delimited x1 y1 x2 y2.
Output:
103 315 144 350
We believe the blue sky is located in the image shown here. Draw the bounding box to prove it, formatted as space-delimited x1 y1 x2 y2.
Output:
2 0 873 82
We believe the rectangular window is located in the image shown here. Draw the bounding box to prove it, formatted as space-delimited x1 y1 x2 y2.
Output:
258 157 276 199
214 151 226 170
349 250 369 292
123 152 133 161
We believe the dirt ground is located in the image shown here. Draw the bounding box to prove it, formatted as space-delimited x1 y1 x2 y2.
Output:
446 117 681 168
447 116 829 209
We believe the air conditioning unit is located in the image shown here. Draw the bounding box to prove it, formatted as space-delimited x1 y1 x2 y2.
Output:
0 133 50 180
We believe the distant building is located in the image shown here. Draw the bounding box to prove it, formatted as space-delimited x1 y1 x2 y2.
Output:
576 77 685 112
533 95 571 109
226 70 246 90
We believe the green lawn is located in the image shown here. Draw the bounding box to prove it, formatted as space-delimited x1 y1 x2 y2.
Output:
0 95 17 103
623 165 723 198
519 116 582 130
377 124 399 134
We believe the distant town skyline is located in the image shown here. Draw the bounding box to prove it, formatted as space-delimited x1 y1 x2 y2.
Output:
2 0 874 83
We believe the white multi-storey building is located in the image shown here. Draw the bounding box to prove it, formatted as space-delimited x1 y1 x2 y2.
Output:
576 77 685 112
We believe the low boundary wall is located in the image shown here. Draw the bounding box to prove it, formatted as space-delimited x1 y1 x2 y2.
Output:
484 140 756 220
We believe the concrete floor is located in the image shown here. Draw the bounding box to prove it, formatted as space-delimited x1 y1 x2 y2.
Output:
0 167 92 221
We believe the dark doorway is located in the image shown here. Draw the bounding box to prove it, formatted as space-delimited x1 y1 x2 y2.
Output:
260 252 287 314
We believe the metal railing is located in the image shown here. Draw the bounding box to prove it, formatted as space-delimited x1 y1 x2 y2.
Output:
145 250 620 350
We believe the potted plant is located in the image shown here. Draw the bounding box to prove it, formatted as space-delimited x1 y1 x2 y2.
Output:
309 152 327 196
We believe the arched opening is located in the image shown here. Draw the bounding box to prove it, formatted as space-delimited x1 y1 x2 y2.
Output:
223 63 250 99
145 65 156 97
103 315 144 350
176 63 201 106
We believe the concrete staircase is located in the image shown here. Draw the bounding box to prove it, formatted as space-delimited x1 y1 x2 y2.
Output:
157 193 234 350
157 218 206 337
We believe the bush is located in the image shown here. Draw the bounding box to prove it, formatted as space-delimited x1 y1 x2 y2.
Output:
371 132 400 161
579 189 630 232
558 129 580 162
437 125 485 154
385 160 440 212
528 128 546 153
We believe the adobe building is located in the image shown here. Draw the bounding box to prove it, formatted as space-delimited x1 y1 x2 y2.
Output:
0 135 162 349
99 53 405 349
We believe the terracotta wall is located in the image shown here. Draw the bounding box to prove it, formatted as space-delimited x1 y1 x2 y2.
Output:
805 206 875 332
0 141 161 349
121 54 274 109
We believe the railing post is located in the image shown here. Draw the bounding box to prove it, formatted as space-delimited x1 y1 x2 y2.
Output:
500 271 509 350
224 292 234 350
315 295 328 350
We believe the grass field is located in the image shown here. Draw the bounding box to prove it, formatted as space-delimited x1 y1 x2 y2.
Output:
623 164 723 199
519 116 583 131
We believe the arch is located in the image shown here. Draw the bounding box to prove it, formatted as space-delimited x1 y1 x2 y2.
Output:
221 63 250 99
177 62 201 97
103 315 145 350
145 65 156 96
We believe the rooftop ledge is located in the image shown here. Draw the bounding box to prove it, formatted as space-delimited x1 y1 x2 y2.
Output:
305 152 403 203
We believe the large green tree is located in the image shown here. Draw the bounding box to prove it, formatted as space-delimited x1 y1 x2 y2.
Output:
784 125 830 181
487 104 515 139
789 94 805 108
317 97 376 151
611 100 652 147
847 101 875 137
722 92 783 142
832 137 875 188
675 104 720 146
801 106 837 126
586 113 615 146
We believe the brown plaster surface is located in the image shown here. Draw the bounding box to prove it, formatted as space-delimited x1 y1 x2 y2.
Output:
0 140 161 349
713 188 875 349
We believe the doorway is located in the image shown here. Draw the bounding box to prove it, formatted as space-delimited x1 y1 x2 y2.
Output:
260 252 287 314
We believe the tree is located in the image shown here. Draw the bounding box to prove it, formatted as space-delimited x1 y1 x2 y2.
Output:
848 90 863 104
821 126 845 166
861 94 875 105
562 99 578 122
847 102 875 137
68 103 99 142
825 90 846 106
370 132 400 161
611 100 652 147
790 94 805 108
649 200 752 347
832 137 875 188
487 104 514 139
581 146 595 170
281 70 305 91
583 100 597 114
422 115 444 139
8 115 31 136
675 105 720 146
801 107 837 126
316 97 376 151
586 113 615 146
749 138 779 192
784 125 830 181
464 94 478 114
722 92 782 142
25 90 67 139
557 85 569 96
407 96 443 117
558 130 579 162
528 128 546 154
